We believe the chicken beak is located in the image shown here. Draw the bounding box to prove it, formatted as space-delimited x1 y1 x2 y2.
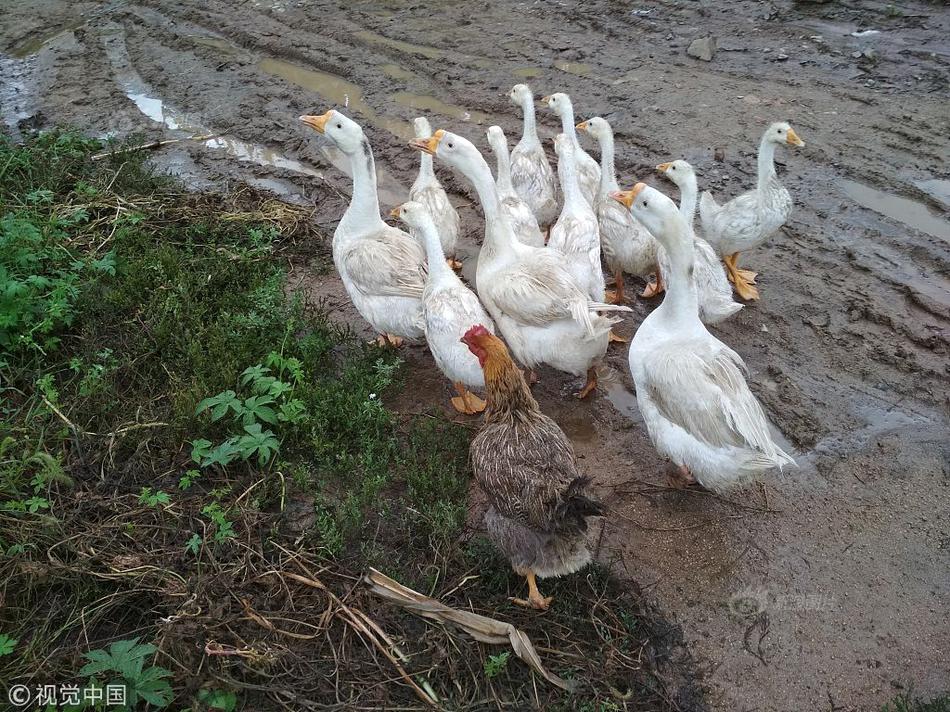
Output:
575 121 588 131
299 112 333 133
786 127 805 147
408 129 444 155
656 162 673 173
610 183 645 209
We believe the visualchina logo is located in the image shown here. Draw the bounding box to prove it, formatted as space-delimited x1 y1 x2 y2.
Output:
727 587 835 616
728 587 770 616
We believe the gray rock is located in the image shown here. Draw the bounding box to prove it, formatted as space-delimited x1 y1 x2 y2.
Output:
687 36 717 61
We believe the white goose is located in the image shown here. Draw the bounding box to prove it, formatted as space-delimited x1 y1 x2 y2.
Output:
508 84 559 227
300 111 426 346
612 183 794 492
409 116 461 268
656 160 742 324
576 116 661 302
391 201 495 414
411 129 631 398
548 134 605 302
699 121 805 300
486 125 545 248
542 93 600 208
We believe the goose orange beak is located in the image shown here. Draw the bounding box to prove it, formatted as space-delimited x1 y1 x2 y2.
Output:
576 120 589 131
299 111 333 133
786 127 805 147
540 95 552 104
656 162 673 172
389 206 401 219
610 183 645 209
409 128 444 155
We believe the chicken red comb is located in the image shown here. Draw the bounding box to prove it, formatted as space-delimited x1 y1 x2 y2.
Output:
462 324 490 342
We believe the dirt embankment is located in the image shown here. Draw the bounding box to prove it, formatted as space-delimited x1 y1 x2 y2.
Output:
2 1 948 710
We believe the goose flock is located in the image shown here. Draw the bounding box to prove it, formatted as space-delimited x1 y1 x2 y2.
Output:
299 83 803 608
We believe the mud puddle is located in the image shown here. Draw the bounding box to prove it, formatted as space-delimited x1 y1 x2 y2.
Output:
840 178 950 242
9 19 86 58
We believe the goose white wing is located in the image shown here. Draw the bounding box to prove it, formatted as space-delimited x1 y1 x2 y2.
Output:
643 337 788 459
484 255 588 326
340 228 427 299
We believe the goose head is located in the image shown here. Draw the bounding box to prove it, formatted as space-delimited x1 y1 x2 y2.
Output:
656 159 696 189
390 200 431 232
611 183 683 249
409 128 482 176
486 125 507 155
300 109 365 154
508 83 534 107
540 92 573 119
575 115 610 140
766 121 805 147
413 116 433 140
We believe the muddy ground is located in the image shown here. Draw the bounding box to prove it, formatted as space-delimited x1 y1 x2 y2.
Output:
2 0 949 710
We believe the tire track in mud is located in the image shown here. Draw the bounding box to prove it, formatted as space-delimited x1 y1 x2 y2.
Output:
3 1 949 710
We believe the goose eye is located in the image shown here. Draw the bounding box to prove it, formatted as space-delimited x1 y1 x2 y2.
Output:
642 200 649 208
336 123 342 129
777 128 782 134
447 142 454 148
671 166 676 170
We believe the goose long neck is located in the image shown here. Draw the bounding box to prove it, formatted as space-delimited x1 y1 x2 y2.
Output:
418 151 435 182
418 219 451 281
340 137 383 235
597 130 620 195
557 104 579 147
656 215 699 323
520 96 538 144
462 153 517 252
756 136 778 196
558 146 584 208
492 140 514 193
678 174 698 224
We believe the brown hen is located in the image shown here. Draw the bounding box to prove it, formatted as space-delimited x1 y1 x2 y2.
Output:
462 325 605 610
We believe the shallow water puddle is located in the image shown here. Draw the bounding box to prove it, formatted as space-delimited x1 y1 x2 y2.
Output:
391 92 493 125
257 56 411 140
9 19 86 58
513 67 544 78
914 178 950 210
554 60 593 77
840 178 950 242
103 30 322 179
353 29 444 60
379 63 416 81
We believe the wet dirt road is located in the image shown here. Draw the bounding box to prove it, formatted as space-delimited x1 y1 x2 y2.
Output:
2 1 948 709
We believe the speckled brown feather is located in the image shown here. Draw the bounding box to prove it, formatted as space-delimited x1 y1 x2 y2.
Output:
470 334 604 539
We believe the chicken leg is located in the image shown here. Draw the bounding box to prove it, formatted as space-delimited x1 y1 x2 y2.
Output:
510 570 552 611
451 382 486 415
724 253 760 301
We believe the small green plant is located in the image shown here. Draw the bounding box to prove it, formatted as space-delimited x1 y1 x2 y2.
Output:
0 634 17 656
78 638 173 709
184 533 202 556
882 693 950 712
137 487 170 508
178 469 201 490
201 502 235 544
197 688 238 711
484 651 510 679
191 356 306 469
